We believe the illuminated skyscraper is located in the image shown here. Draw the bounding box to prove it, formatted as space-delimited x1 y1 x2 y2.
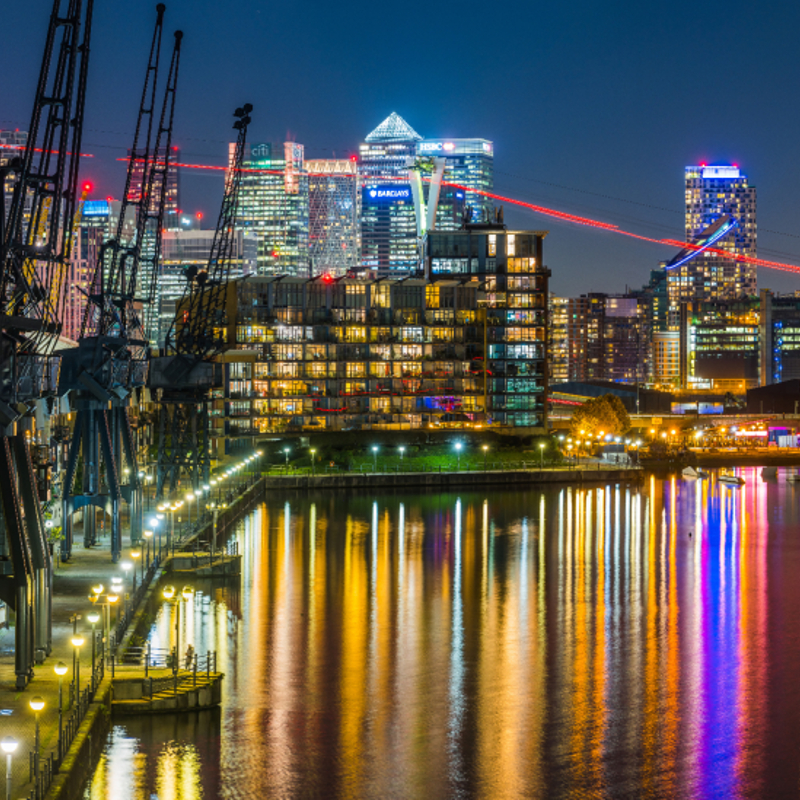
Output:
359 113 421 276
235 141 309 276
306 159 360 276
665 164 757 327
127 145 181 226
416 138 493 227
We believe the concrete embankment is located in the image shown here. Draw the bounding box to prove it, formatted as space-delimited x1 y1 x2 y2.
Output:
263 467 644 491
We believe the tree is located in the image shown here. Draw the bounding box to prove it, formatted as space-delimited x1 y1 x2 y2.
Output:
569 394 631 439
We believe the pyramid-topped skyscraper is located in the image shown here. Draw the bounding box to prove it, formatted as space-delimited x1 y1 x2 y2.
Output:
364 112 423 143
359 113 423 276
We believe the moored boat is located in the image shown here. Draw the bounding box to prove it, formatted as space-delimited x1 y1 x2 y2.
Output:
719 470 745 486
761 467 778 480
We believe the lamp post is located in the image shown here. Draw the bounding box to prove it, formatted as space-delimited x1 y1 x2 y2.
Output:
163 585 194 671
87 612 99 678
372 445 378 472
482 444 488 471
283 447 290 470
310 448 316 476
455 442 462 471
185 493 195 530
143 530 153 570
106 594 119 658
71 636 84 702
539 442 545 469
54 662 67 761
399 446 405 468
30 696 44 788
1 737 17 800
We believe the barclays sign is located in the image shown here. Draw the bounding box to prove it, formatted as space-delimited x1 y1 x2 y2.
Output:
363 184 412 203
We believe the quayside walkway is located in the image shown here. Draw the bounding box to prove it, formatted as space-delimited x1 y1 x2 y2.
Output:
0 466 264 800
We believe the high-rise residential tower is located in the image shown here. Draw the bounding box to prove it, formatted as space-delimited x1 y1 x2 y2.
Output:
665 164 757 327
235 141 309 276
307 158 360 276
359 113 422 276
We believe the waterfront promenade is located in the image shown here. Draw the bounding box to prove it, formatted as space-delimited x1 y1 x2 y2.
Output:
0 537 131 800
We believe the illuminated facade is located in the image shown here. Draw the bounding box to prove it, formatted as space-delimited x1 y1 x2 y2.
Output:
1 129 27 220
416 138 494 227
235 142 309 276
759 290 800 386
306 159 360 276
562 293 650 384
666 165 757 327
223 274 487 433
127 145 181 225
157 229 257 346
359 113 422 276
62 199 123 342
680 297 760 390
425 225 550 428
548 296 569 383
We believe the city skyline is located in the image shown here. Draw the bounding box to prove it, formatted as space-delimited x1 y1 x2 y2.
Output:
3 0 799 297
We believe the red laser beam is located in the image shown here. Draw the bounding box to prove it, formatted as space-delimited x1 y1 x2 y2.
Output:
116 157 800 276
0 143 94 157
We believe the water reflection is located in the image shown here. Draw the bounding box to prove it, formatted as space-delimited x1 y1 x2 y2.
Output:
84 469 800 799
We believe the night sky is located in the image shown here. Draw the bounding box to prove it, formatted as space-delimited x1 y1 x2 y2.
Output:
3 0 800 296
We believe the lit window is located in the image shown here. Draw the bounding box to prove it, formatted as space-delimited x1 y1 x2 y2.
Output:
507 234 515 256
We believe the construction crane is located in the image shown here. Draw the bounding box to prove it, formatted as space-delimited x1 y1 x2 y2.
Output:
59 4 182 563
151 104 252 497
0 0 93 688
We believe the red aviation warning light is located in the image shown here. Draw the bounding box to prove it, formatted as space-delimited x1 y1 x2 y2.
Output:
82 181 93 193
195 211 203 220
322 273 334 283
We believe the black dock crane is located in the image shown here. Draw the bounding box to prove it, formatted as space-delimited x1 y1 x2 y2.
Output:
0 0 93 688
59 5 182 562
151 104 252 497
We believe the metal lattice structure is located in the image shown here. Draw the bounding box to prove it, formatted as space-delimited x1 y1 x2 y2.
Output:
151 105 252 498
0 0 94 688
59 5 182 562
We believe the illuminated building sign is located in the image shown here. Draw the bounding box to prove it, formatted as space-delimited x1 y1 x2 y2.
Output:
419 141 456 153
701 165 740 179
418 140 494 155
82 200 109 217
363 185 412 203
249 143 272 161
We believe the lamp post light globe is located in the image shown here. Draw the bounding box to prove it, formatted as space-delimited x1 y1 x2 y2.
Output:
0 739 17 756
1 736 17 800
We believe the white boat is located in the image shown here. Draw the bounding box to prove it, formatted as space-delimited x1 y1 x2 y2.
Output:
719 470 745 486
785 471 800 483
761 467 778 480
682 466 710 479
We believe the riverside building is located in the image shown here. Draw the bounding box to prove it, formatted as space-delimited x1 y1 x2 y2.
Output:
213 224 549 434
665 165 757 327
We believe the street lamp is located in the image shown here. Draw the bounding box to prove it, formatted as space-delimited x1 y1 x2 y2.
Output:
455 442 462 471
482 444 488 471
283 447 290 469
372 445 378 472
539 442 545 468
399 446 405 467
310 448 316 476
86 610 100 681
185 493 195 529
143 530 153 569
30 696 44 788
54 662 67 761
71 636 84 700
1 737 17 800
163 585 193 671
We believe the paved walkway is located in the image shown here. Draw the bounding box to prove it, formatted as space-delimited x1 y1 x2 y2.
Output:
0 527 155 799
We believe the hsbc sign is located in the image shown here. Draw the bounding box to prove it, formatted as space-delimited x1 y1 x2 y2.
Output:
419 141 456 153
